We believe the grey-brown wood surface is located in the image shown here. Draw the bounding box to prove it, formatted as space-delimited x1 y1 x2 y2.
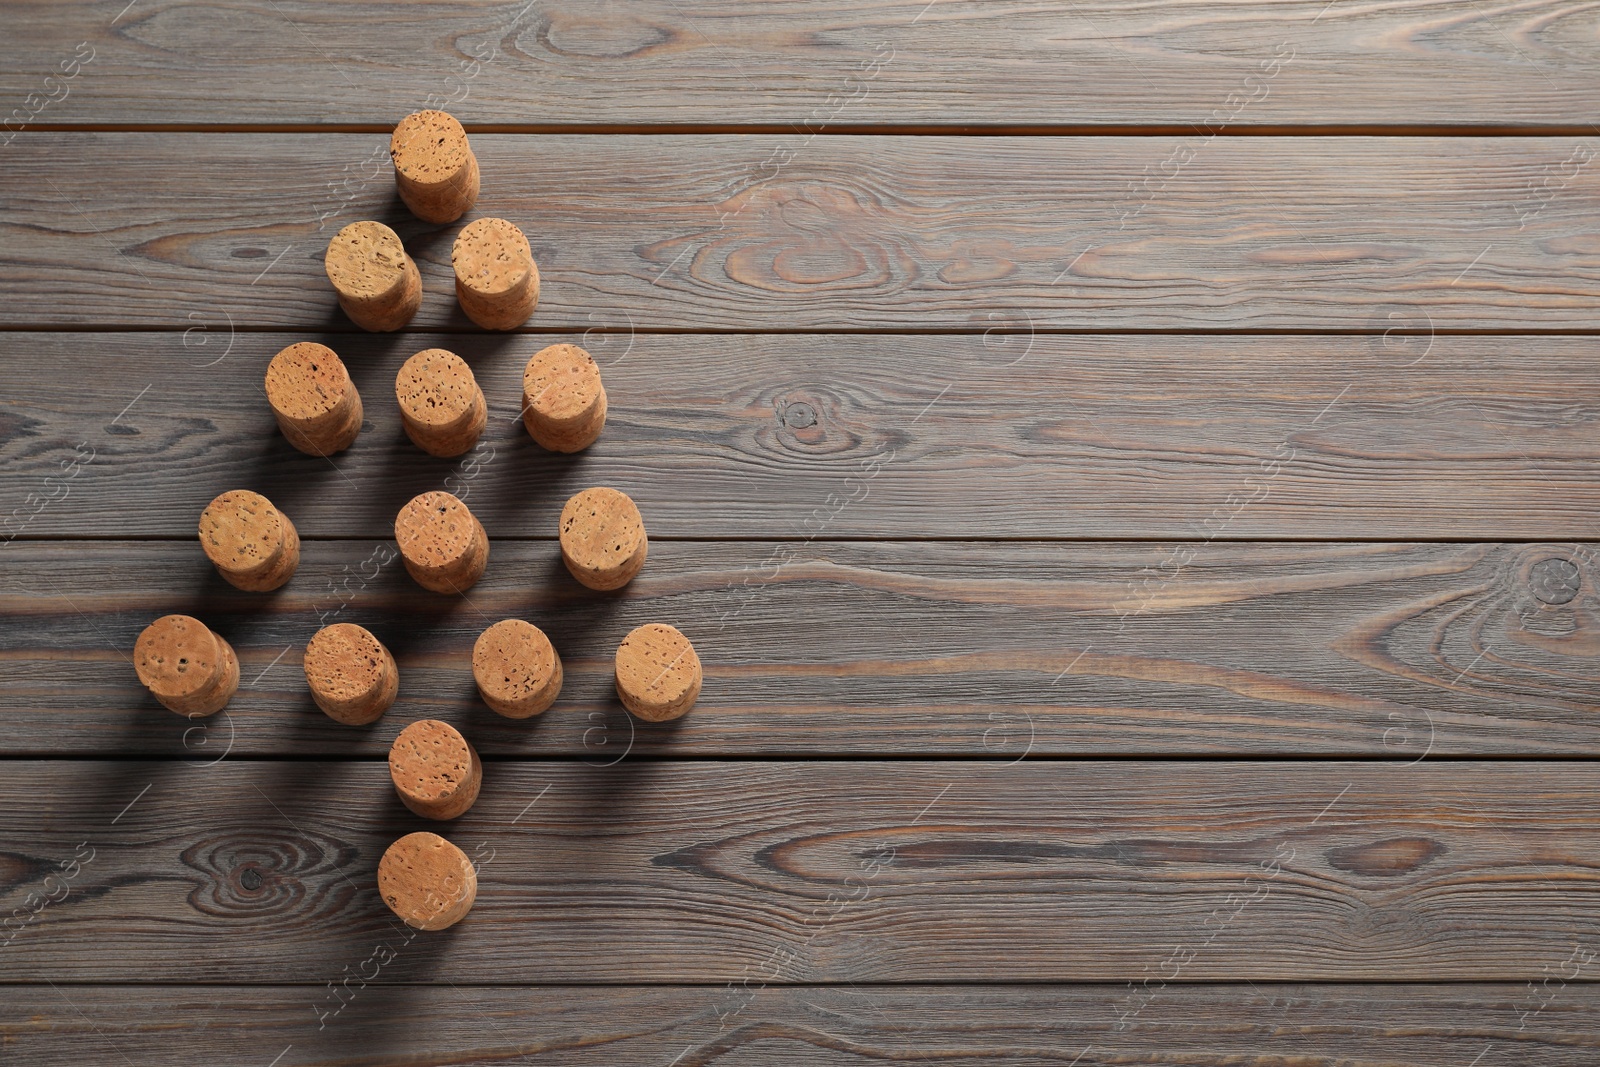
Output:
6 134 1600 330
5 760 1600 983
6 984 1598 1066
5 0 1600 130
3 540 1597 757
5 331 1600 540
5 0 1600 1064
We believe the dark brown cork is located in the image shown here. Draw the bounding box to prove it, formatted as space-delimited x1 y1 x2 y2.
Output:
325 221 422 332
389 718 482 821
302 622 399 725
394 490 490 594
264 341 363 456
472 618 563 719
378 832 477 931
521 343 606 453
615 623 702 722
197 489 300 592
390 110 480 224
452 216 539 330
396 348 487 458
134 614 239 718
558 486 647 591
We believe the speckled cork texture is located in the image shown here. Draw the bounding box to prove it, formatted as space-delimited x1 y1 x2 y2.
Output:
396 348 487 457
302 622 399 725
325 221 423 332
559 486 647 591
389 718 482 820
378 831 477 931
198 489 300 592
394 490 490 593
452 216 539 330
473 619 563 718
615 623 702 722
390 110 480 224
134 614 239 718
264 341 363 456
521 343 607 453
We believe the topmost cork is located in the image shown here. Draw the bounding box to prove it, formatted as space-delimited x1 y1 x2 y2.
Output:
390 110 480 224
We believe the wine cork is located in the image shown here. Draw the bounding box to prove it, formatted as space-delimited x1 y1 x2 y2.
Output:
264 342 363 456
472 619 563 718
389 719 482 820
325 221 422 332
390 110 480 224
133 614 239 718
396 348 487 458
302 623 398 725
521 343 606 453
559 487 646 591
198 490 300 592
615 623 701 722
394 491 490 594
452 217 539 330
378 832 477 931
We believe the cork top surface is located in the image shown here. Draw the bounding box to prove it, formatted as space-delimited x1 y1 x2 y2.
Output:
396 348 478 427
473 619 558 704
390 110 471 183
264 342 349 420
378 831 476 931
389 719 474 803
198 490 285 573
523 344 602 422
452 217 531 297
134 615 221 700
325 221 409 298
615 623 701 708
303 623 387 701
395 491 479 569
559 487 645 567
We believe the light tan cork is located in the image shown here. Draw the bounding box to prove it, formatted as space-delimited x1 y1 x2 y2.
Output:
394 490 490 594
472 619 563 719
134 614 239 718
378 831 477 931
615 623 701 722
264 342 363 456
198 490 300 592
452 216 539 330
559 487 646 591
389 719 482 820
325 221 422 332
396 348 487 458
302 622 398 725
390 110 480 224
521 343 606 453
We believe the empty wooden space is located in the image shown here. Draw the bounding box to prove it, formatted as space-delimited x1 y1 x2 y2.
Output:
3 2 1599 1066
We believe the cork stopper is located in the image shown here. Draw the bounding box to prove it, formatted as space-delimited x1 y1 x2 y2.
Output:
522 343 606 453
615 623 701 722
134 614 239 718
324 221 423 332
559 487 647 591
452 217 539 330
378 832 477 931
390 110 480 224
197 490 300 592
302 622 398 725
389 719 482 820
394 491 490 594
264 342 363 456
395 348 487 458
472 619 563 719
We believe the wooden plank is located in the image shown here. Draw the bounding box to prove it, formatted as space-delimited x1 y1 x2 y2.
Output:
5 134 1600 330
4 1 1600 129
6 331 1600 541
4 983 1597 1066
3 539 1598 757
4 760 1599 982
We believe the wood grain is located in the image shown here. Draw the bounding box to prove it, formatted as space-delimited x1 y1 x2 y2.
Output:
5 1 1600 129
4 983 1598 1066
6 134 1600 330
3 539 1599 757
6 331 1600 540
4 760 1600 982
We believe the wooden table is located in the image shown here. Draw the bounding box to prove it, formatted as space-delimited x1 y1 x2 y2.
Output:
5 2 1600 1063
